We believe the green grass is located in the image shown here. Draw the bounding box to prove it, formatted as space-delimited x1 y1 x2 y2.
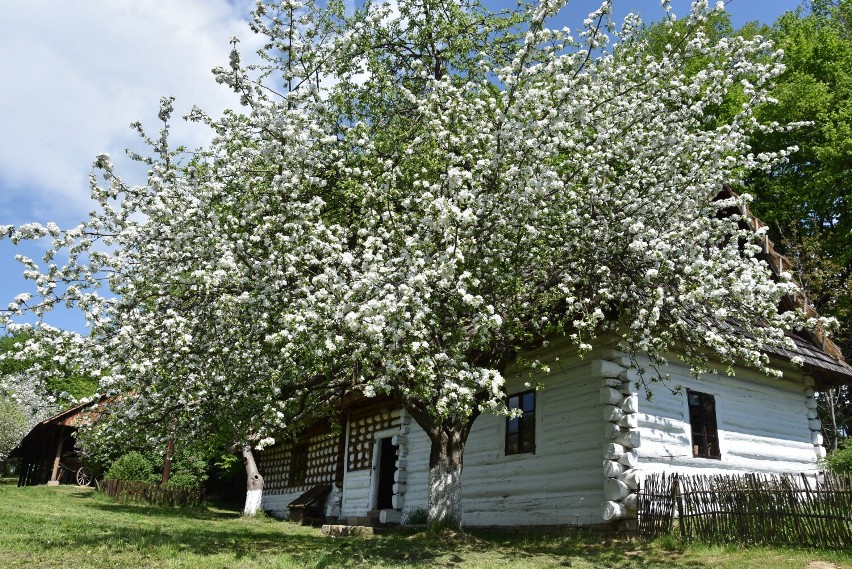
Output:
0 478 849 568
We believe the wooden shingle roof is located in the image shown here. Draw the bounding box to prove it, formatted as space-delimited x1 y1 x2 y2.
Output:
721 186 852 388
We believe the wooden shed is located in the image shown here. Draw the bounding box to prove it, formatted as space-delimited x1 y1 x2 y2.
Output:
12 398 105 487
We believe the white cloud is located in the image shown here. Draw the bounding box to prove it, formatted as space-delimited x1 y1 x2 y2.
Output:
0 0 264 224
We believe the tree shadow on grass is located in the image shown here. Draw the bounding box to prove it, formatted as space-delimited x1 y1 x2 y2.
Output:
28 494 705 569
90 500 241 521
466 527 695 569
32 516 449 567
37 495 441 565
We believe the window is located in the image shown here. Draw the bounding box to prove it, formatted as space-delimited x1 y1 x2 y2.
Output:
506 390 535 455
687 390 721 459
289 444 309 486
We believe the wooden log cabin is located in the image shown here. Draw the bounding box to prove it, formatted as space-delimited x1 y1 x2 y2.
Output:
257 188 852 528
257 335 852 528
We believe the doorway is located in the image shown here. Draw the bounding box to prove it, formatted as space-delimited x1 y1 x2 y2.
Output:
375 437 398 510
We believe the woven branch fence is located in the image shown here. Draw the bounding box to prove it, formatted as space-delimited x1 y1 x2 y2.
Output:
637 471 852 548
103 479 204 507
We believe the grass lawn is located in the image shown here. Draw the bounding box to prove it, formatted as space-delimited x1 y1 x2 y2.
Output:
0 479 849 568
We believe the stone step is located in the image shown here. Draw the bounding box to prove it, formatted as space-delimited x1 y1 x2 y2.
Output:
322 524 374 537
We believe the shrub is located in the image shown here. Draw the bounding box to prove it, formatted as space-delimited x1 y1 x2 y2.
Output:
165 450 208 491
164 472 203 491
212 452 242 479
823 441 852 475
105 451 157 483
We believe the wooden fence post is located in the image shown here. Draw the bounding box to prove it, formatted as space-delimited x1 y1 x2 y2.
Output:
673 475 685 539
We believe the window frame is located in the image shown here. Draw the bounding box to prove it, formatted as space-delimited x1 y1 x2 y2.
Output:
288 443 309 486
505 389 536 456
687 390 721 460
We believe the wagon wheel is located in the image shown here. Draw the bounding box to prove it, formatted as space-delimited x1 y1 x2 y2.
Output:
76 467 93 487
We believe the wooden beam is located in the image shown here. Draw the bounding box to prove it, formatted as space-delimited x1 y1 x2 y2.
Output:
48 427 65 485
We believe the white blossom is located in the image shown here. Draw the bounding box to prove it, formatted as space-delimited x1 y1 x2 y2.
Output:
0 0 825 469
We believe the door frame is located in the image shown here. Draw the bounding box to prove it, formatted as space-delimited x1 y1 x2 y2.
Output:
368 427 400 510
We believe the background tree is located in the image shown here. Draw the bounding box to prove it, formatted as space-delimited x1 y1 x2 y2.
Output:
642 2 852 451
1 331 98 407
745 0 852 449
0 398 28 465
1 333 58 421
0 331 98 468
1 0 821 524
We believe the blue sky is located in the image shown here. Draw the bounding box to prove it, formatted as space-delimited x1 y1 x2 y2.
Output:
0 0 804 335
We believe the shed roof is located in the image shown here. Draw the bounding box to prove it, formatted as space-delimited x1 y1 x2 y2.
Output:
36 397 106 428
10 397 107 459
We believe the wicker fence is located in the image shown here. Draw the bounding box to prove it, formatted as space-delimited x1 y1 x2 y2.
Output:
637 471 852 548
103 479 204 507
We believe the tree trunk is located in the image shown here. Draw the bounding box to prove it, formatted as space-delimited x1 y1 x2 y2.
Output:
421 414 478 528
405 395 484 528
241 445 264 516
161 436 175 484
427 427 465 527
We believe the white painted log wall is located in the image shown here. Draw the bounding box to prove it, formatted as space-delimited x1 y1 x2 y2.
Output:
339 409 405 518
261 486 343 520
258 433 337 517
340 470 372 517
463 353 604 526
399 348 605 527
398 423 430 520
635 356 817 475
262 340 820 525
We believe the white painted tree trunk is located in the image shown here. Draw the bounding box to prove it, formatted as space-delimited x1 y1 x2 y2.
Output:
426 423 467 527
245 489 263 516
405 403 477 529
428 457 463 525
241 446 264 516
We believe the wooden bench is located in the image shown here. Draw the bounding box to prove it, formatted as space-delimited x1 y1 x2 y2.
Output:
287 485 332 524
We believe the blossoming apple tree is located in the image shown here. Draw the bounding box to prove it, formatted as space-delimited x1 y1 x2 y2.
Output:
1 0 825 521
